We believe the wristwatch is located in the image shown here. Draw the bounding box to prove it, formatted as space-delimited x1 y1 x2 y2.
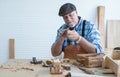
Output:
76 36 81 43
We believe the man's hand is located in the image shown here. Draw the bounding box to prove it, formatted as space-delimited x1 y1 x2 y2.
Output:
59 29 80 41
67 30 80 41
59 29 68 38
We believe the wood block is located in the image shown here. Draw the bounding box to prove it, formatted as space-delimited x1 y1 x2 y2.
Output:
97 6 105 50
9 39 15 59
103 56 120 77
107 20 120 48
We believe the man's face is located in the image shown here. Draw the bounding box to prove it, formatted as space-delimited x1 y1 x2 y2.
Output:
63 11 78 28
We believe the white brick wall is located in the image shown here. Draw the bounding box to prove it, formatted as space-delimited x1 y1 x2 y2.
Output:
0 0 120 64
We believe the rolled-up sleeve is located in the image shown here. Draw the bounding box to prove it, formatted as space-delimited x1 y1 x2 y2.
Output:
85 22 103 53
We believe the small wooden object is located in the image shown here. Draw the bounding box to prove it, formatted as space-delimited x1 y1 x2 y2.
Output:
62 58 70 63
50 59 63 74
103 56 120 77
77 54 103 67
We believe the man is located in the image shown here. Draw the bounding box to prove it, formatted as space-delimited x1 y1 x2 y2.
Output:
51 3 102 59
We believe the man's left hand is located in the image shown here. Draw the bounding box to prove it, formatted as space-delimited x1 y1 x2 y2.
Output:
67 30 80 41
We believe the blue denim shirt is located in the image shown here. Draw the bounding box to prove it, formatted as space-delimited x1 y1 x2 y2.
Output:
55 17 103 53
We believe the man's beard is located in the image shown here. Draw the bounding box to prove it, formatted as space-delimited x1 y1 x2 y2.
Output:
68 22 75 28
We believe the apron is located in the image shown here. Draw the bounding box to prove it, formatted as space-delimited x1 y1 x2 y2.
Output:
64 44 88 59
64 20 87 59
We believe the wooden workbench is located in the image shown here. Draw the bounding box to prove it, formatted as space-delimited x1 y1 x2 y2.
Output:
0 59 115 77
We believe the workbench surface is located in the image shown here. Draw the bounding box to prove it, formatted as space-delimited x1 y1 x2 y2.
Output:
0 59 115 77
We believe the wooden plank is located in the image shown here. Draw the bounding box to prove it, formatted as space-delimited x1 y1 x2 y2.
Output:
107 20 120 48
97 6 105 50
103 69 114 74
103 56 120 77
9 39 14 59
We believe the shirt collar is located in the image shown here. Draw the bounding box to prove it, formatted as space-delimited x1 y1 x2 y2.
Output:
75 16 82 30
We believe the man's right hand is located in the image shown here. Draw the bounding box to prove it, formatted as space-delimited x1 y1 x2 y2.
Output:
59 29 68 38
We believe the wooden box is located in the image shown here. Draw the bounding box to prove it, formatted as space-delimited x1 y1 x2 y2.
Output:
77 54 103 67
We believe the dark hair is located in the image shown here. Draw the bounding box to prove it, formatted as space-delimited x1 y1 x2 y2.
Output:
58 3 76 16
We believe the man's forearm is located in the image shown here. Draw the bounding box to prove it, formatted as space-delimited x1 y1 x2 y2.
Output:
51 36 65 56
79 37 96 53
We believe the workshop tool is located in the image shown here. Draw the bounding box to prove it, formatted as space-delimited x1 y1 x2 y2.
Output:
62 64 71 70
78 67 95 74
30 57 42 64
65 72 71 77
65 72 110 77
114 47 120 50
